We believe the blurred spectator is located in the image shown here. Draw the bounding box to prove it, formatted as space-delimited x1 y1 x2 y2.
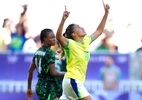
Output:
94 36 118 53
16 4 29 37
117 23 135 53
107 37 118 53
8 24 27 52
135 39 142 79
99 55 122 90
0 18 12 51
102 19 118 53
103 19 114 39
136 39 142 53
7 4 29 52
22 35 41 53
95 37 110 53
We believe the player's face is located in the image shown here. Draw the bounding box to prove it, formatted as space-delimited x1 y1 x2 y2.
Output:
45 32 56 46
73 24 86 37
105 56 113 66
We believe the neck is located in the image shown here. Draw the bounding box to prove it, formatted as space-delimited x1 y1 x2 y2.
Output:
74 37 84 43
43 43 50 48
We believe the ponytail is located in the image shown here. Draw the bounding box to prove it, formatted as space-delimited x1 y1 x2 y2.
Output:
57 24 75 60
63 24 74 39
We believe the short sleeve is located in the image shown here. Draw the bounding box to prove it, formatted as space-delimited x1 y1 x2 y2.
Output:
99 67 104 80
32 56 35 63
117 67 122 80
83 35 93 45
63 39 70 49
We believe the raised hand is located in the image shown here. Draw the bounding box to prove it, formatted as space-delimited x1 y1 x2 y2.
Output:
102 0 110 14
63 5 70 20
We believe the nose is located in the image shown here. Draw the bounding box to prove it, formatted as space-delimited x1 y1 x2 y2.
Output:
82 28 85 32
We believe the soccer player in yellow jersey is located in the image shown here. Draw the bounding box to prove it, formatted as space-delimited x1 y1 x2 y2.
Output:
56 1 110 100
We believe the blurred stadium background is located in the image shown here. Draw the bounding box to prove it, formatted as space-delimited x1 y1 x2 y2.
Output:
0 0 142 100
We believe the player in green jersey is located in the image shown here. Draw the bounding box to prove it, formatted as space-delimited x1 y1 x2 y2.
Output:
26 28 65 100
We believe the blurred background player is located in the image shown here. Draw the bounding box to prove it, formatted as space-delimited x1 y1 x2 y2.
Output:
99 55 122 90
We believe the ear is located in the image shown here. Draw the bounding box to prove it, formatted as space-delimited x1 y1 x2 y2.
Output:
43 37 47 42
71 33 76 37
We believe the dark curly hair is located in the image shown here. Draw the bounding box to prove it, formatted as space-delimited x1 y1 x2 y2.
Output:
40 28 53 43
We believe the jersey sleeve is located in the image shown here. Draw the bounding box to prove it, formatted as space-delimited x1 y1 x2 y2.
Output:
32 56 35 63
99 67 104 80
63 39 74 49
117 67 122 80
83 35 93 45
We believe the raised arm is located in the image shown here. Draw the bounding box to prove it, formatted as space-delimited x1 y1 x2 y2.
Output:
56 6 70 46
91 0 110 41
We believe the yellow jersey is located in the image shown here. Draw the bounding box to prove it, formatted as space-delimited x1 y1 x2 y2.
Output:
63 35 93 83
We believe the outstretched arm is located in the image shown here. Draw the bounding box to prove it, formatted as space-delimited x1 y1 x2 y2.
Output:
56 6 70 46
91 0 110 41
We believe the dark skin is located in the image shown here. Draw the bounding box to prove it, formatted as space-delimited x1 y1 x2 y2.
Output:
26 32 65 100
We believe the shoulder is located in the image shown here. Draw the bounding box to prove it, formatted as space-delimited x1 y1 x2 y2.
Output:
63 39 75 48
99 67 105 72
83 35 93 44
84 35 92 39
46 48 55 54
136 47 142 52
113 65 121 71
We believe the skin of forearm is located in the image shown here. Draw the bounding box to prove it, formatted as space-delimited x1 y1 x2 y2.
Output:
56 18 66 39
27 72 33 89
96 13 109 34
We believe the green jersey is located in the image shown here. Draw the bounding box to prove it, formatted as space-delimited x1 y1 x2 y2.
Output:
33 45 58 100
33 45 55 79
